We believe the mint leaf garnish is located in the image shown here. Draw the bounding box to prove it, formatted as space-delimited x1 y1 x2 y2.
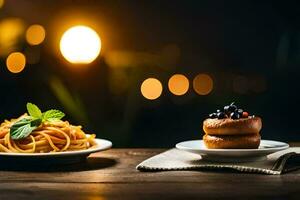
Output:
26 103 42 118
43 109 65 122
10 103 65 140
10 118 38 140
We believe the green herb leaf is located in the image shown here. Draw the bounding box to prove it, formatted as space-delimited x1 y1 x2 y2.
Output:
10 103 65 140
30 118 42 127
10 118 39 140
42 109 65 122
26 103 42 118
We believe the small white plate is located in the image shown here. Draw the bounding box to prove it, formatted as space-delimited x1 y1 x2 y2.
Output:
176 140 289 162
0 138 112 165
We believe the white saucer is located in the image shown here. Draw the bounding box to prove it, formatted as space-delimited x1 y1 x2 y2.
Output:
176 140 289 162
0 138 112 157
0 138 112 165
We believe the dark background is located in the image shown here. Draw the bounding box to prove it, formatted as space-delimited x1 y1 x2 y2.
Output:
0 0 300 147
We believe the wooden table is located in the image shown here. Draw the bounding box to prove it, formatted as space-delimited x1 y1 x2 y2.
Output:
0 148 299 200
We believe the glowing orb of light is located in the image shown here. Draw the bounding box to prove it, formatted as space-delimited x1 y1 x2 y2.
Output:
26 24 46 45
141 78 163 100
6 52 26 73
193 73 213 95
59 25 101 64
168 74 189 96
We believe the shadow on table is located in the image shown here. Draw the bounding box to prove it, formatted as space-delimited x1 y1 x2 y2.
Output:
0 156 117 172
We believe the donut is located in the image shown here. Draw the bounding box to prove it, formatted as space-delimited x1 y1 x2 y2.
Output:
203 117 262 136
203 103 262 149
203 134 261 149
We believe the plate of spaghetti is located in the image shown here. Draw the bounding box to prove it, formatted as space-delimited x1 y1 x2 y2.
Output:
0 103 112 162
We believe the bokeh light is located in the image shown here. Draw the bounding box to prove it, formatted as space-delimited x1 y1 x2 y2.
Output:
168 74 189 96
141 78 163 100
193 74 213 95
26 24 46 45
60 25 101 64
0 0 4 9
0 18 25 56
6 52 26 73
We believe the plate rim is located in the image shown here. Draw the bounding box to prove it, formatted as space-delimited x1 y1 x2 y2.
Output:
176 139 289 153
0 138 112 157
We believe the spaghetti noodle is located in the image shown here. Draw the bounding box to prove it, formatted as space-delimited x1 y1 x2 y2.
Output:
0 115 96 153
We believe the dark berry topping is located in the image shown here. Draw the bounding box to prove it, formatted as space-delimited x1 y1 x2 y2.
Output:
237 109 243 115
223 105 230 114
228 104 237 113
230 112 240 119
217 112 226 119
209 102 252 120
209 113 217 118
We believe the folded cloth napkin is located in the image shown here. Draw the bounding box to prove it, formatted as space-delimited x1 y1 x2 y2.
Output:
137 148 300 175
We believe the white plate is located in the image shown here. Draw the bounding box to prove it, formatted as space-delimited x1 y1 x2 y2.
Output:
176 140 289 162
0 138 112 165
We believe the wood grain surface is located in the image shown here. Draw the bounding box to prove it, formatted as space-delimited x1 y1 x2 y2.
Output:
0 148 299 200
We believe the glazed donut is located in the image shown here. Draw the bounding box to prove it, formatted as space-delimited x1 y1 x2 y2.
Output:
203 134 261 149
203 117 262 136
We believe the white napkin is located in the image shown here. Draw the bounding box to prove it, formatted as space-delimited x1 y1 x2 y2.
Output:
136 148 300 175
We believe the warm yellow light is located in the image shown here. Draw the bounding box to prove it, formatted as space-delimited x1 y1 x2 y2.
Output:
26 24 46 45
6 52 26 73
60 25 101 64
0 0 4 9
168 74 189 96
141 78 163 100
0 18 25 56
193 74 213 95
